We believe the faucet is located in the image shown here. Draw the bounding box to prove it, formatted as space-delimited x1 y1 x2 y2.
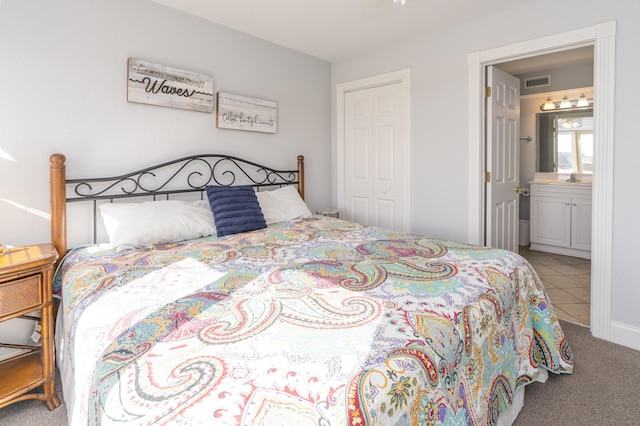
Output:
567 173 580 183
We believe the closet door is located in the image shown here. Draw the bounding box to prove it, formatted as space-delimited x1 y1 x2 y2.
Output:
344 82 404 231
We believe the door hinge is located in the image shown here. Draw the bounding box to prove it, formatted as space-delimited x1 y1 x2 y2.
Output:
485 87 492 97
485 171 491 183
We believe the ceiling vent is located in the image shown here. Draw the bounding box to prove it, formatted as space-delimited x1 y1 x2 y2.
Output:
524 75 551 88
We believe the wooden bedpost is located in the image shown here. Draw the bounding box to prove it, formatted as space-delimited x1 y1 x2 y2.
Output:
297 155 305 200
50 154 66 262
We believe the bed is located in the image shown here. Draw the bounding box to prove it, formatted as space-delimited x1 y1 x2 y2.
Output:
49 153 573 425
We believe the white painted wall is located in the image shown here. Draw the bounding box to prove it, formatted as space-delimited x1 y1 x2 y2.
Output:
332 0 640 338
518 62 594 96
0 0 331 248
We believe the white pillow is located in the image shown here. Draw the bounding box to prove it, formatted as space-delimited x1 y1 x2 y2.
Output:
99 200 215 248
256 186 312 224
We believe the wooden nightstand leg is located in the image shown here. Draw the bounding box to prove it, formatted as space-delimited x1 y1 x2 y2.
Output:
44 387 61 410
41 290 60 410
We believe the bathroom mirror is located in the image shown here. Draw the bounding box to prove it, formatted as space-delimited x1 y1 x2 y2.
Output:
537 109 593 173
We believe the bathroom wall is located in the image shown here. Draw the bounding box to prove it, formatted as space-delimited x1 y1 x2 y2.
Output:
514 60 594 221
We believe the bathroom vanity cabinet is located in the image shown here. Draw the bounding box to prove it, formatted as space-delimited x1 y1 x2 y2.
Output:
529 183 592 259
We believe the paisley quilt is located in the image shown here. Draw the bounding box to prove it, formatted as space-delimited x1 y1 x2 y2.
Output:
54 217 573 425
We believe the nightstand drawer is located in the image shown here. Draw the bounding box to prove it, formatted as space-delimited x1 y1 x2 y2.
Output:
0 275 42 318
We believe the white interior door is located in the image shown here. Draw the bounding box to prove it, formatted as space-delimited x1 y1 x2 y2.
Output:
344 83 404 231
486 66 520 251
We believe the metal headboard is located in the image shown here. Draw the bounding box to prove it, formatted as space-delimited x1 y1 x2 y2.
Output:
50 153 305 257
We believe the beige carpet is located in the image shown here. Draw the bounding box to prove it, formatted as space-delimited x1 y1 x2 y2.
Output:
1 320 638 425
514 320 640 425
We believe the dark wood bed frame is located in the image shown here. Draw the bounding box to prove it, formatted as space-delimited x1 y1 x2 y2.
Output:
49 153 305 262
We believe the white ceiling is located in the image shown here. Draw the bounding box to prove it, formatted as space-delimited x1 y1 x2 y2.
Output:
149 0 539 63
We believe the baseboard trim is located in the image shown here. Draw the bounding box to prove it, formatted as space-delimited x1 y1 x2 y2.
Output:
529 243 591 259
609 321 640 351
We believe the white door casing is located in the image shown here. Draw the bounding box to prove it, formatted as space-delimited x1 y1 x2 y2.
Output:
336 69 411 233
344 83 403 230
468 21 617 345
486 66 520 252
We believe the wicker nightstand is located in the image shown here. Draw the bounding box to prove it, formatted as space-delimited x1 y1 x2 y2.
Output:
0 243 60 411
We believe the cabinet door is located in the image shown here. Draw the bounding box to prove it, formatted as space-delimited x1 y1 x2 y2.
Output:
530 196 571 247
571 198 592 250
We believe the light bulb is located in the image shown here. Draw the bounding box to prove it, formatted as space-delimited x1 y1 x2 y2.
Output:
542 97 555 110
577 93 589 107
560 96 571 108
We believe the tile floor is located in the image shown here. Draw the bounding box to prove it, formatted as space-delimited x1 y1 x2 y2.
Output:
518 246 591 326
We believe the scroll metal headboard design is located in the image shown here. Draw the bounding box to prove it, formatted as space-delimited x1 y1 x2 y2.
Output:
65 154 303 201
50 153 305 251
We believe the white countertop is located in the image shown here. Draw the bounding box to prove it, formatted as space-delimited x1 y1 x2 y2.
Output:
529 180 592 185
529 172 592 186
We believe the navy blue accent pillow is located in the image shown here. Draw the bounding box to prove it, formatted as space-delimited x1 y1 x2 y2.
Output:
205 185 267 237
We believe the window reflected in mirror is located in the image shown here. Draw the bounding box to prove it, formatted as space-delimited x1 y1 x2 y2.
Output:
537 109 593 173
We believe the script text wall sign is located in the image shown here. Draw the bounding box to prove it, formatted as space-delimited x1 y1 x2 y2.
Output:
127 58 214 113
216 92 277 133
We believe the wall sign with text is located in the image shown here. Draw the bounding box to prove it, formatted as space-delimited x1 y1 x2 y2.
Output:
127 58 214 113
216 92 277 133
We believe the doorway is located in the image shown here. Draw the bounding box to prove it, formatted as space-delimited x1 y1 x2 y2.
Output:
468 21 616 342
496 46 593 326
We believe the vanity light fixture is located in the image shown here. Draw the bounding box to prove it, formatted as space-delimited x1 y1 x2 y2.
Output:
542 97 555 110
539 95 593 111
561 119 581 129
576 93 589 107
394 0 406 4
